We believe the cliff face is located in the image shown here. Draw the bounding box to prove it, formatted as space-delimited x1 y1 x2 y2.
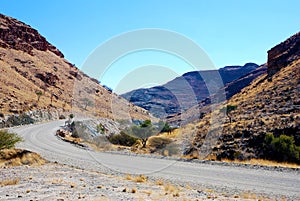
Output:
267 32 300 76
0 14 64 57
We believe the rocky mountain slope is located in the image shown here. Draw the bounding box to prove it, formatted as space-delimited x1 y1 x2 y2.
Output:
167 64 267 126
122 63 259 118
0 14 152 125
184 32 300 163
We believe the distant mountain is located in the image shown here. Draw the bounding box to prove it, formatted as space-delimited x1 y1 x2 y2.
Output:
166 64 267 126
0 14 152 126
185 32 300 163
122 63 259 118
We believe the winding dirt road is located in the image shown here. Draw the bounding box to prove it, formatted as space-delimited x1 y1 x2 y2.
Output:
12 120 300 199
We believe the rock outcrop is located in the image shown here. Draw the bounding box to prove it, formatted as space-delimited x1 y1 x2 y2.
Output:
267 32 300 76
0 14 64 57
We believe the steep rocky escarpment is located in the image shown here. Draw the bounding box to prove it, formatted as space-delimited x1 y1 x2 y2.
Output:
185 32 300 163
267 32 300 76
0 14 63 57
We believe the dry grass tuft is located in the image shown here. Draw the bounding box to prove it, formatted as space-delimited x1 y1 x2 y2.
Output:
241 192 257 199
125 174 132 180
155 179 164 186
221 158 300 169
134 175 148 183
142 190 152 196
125 174 148 183
51 178 65 184
164 183 180 197
0 178 19 187
0 149 46 167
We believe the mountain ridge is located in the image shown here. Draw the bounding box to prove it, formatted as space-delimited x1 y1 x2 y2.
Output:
122 63 260 118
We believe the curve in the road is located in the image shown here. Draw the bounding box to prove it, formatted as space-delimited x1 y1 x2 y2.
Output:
12 121 300 199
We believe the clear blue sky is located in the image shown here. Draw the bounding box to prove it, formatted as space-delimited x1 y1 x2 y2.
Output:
1 0 299 93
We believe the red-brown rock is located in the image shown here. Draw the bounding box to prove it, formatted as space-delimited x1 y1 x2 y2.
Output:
267 32 300 76
0 14 64 57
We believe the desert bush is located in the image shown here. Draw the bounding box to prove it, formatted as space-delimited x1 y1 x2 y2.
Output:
96 123 106 134
69 114 74 119
264 133 300 163
0 130 23 150
5 114 35 127
108 131 138 146
148 136 172 149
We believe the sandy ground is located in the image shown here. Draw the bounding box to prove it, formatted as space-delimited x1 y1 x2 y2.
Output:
0 162 260 201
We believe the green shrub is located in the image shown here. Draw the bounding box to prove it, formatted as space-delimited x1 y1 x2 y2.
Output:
264 133 300 163
96 124 106 134
108 131 138 147
69 114 74 119
0 130 23 150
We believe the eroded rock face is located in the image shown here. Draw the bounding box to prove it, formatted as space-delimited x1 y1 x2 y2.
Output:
0 14 64 57
267 32 300 76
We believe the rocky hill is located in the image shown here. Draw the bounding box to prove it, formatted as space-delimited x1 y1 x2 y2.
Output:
0 14 152 126
183 32 300 163
122 63 259 118
167 64 267 126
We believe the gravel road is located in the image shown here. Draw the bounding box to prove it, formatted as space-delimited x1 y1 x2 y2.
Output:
11 120 300 200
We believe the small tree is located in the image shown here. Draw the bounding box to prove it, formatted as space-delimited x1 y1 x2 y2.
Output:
35 90 43 102
80 98 93 110
220 105 237 123
0 130 23 150
130 120 157 148
96 123 106 134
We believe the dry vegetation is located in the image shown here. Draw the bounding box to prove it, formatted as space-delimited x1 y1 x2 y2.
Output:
0 178 19 187
0 47 153 121
221 158 300 169
0 148 46 167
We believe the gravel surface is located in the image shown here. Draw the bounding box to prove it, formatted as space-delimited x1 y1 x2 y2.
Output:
8 120 300 200
0 163 253 201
